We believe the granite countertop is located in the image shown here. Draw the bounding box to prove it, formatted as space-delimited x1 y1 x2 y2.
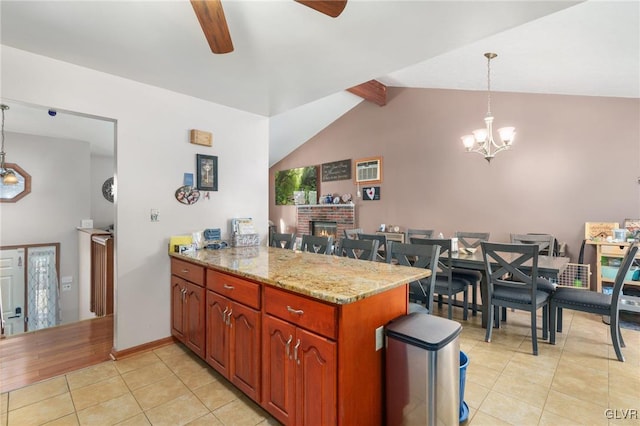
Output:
170 246 430 305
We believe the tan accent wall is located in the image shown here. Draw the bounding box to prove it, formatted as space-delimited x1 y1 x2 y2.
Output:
270 88 640 265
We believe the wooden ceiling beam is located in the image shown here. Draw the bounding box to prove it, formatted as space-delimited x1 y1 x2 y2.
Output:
347 80 387 106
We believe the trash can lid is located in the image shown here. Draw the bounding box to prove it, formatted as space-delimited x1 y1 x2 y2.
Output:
385 313 462 351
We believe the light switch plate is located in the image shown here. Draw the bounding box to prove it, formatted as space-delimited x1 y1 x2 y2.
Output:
375 326 384 351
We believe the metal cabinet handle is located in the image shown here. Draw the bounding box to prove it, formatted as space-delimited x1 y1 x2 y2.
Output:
181 288 187 302
226 309 233 327
285 335 293 359
223 284 235 290
293 339 301 364
222 306 228 321
286 306 304 315
181 269 189 273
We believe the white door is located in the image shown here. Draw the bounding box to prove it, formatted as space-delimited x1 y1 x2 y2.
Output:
0 248 26 336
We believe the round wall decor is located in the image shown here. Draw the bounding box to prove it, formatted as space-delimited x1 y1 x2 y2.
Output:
102 177 114 203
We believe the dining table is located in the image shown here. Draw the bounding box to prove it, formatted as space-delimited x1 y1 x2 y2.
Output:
449 248 570 328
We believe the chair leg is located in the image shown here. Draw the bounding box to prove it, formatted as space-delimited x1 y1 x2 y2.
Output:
501 306 507 321
485 304 494 343
542 305 548 341
557 307 563 333
447 292 453 320
610 311 625 362
531 310 538 356
471 281 478 316
549 301 557 345
494 306 500 329
462 289 468 321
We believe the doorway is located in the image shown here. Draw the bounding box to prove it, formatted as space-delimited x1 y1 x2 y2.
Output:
0 100 116 336
0 248 25 335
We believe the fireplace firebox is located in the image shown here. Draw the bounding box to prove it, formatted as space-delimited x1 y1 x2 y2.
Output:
312 221 338 240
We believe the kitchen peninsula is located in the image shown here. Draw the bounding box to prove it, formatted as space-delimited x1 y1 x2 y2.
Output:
169 246 430 425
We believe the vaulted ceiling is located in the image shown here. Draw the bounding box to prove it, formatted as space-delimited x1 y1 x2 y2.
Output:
1 1 638 165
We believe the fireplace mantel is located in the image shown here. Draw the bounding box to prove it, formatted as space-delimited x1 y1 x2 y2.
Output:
296 204 356 237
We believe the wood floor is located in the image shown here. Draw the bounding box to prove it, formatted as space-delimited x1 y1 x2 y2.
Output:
0 315 113 393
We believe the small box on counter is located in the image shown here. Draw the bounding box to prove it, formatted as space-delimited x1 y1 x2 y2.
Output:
231 233 260 247
174 244 195 254
169 235 193 253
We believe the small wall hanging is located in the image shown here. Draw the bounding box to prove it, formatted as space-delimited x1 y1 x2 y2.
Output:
175 185 200 205
102 177 114 203
363 186 380 201
196 154 218 191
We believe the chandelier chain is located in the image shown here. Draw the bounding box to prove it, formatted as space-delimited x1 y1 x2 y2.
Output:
486 54 492 116
0 105 6 170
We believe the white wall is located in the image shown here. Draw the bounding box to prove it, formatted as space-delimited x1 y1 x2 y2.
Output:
0 132 91 324
1 46 269 350
91 154 115 229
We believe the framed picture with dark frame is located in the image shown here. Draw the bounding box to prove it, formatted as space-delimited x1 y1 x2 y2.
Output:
196 154 218 191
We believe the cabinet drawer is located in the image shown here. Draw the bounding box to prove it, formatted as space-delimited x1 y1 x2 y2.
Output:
264 286 337 340
171 259 204 286
207 270 260 309
601 245 631 257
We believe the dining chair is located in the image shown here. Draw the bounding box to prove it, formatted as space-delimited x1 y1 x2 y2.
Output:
510 233 556 257
481 241 551 355
270 232 295 249
300 234 333 255
358 233 388 262
386 241 441 314
343 228 363 240
411 238 470 320
335 237 379 261
453 231 490 317
550 243 638 362
406 229 433 241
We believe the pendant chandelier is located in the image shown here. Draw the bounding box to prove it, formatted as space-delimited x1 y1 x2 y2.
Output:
0 104 19 185
461 53 515 163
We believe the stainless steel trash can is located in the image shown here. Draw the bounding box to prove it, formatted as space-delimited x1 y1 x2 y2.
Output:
385 313 462 426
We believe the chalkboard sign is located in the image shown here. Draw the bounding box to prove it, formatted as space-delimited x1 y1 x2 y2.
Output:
321 159 351 182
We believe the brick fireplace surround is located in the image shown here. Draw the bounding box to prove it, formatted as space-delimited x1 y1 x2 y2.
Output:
296 205 356 238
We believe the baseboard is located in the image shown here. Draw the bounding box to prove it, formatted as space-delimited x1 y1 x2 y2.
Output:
110 336 178 360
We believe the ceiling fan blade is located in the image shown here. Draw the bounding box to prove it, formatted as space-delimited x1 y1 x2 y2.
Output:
295 0 347 18
190 0 234 54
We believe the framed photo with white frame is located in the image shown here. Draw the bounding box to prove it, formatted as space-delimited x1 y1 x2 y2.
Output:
354 156 382 184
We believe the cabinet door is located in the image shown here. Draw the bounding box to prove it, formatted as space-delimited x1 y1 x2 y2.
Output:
206 291 230 376
229 301 261 402
295 328 337 426
262 315 296 425
170 276 186 341
185 282 205 358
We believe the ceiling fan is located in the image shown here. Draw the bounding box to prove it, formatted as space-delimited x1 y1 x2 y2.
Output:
190 0 347 54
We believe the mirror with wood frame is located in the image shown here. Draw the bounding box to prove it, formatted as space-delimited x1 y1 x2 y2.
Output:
0 163 31 203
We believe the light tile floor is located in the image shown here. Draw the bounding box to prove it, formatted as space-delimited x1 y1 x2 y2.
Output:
1 309 639 425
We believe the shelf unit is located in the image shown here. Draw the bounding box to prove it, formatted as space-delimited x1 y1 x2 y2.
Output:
587 241 640 313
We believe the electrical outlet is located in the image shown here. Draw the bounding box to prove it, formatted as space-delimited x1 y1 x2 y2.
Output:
375 326 384 351
62 283 72 291
150 209 159 222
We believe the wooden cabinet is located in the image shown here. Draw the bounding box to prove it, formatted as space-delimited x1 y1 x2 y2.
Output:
376 231 405 243
262 314 336 426
170 260 205 358
206 270 261 402
170 253 410 425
